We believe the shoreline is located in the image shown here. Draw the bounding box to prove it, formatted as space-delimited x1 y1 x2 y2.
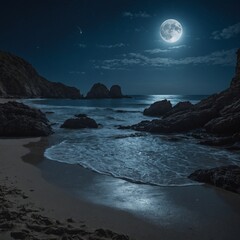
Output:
0 137 168 240
21 138 240 239
1 98 240 239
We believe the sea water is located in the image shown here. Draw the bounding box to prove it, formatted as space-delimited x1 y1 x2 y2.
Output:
24 95 240 187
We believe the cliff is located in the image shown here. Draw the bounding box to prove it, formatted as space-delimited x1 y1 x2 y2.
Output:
0 51 81 99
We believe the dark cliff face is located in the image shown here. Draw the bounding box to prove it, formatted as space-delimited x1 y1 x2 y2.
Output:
230 49 240 88
0 51 81 99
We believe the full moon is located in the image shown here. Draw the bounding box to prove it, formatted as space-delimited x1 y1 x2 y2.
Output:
160 19 183 43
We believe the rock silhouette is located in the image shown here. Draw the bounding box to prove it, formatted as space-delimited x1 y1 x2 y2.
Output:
188 165 240 194
120 49 240 149
0 51 81 99
0 101 53 137
143 99 172 116
86 83 127 99
61 116 98 129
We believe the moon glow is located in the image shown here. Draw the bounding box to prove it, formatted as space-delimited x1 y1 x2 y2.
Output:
160 19 183 43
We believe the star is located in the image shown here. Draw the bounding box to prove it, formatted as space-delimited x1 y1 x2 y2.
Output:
77 26 83 35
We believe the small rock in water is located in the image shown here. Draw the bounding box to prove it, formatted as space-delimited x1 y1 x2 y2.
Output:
61 117 98 129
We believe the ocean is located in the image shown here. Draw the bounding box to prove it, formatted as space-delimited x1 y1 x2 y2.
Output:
24 95 240 187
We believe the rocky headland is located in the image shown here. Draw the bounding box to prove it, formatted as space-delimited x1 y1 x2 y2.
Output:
0 51 81 99
120 49 240 150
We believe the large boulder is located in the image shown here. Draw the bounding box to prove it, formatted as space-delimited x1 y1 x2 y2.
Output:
0 51 81 99
109 85 123 98
61 116 98 129
86 83 110 99
0 101 53 137
188 165 240 194
143 99 172 117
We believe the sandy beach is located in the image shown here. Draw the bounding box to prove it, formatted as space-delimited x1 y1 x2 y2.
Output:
0 137 167 239
0 136 239 240
0 98 240 240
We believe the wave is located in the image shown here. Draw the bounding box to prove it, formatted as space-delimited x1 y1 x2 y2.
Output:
44 149 202 187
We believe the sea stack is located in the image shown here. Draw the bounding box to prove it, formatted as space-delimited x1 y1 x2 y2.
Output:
109 85 123 98
85 83 126 99
86 83 110 99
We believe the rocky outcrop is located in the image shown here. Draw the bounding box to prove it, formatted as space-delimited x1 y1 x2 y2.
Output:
163 101 193 118
188 165 240 194
86 83 110 99
120 49 240 145
0 101 53 137
61 116 98 129
0 51 81 99
230 49 240 88
109 85 123 98
85 83 127 99
143 100 172 116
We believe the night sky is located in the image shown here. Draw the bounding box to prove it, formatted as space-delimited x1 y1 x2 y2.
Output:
1 0 240 95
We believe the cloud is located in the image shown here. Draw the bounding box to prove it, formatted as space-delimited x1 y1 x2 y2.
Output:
212 23 240 40
97 43 126 48
144 49 170 54
144 45 187 54
123 11 151 18
94 49 236 70
169 45 187 49
78 43 86 48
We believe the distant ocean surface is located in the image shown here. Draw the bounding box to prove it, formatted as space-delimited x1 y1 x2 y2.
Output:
25 95 240 187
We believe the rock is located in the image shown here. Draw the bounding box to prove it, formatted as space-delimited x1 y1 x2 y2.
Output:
0 101 53 137
0 51 81 99
230 49 240 88
61 117 98 129
86 83 110 99
188 165 240 194
109 85 123 98
85 83 128 99
121 49 240 140
130 108 218 133
163 101 193 117
204 99 240 134
143 99 172 117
